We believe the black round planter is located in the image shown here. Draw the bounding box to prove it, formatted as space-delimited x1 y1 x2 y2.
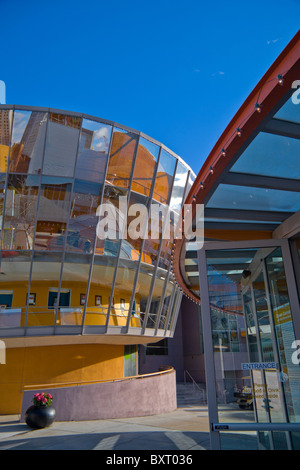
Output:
25 405 56 429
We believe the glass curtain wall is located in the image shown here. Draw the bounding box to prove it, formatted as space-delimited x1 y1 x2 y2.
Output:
0 106 192 337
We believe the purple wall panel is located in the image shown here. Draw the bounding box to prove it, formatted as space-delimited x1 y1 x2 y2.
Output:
21 369 177 422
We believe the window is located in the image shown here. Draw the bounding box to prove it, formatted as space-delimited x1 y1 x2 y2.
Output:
0 291 13 308
48 289 70 308
145 338 168 355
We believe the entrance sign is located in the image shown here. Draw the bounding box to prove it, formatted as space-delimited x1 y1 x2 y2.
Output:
241 362 277 370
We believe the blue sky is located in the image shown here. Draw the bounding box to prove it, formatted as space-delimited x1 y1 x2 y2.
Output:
1 0 300 174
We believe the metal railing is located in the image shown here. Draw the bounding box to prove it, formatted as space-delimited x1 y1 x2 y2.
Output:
0 305 142 328
183 369 207 403
23 366 175 391
212 422 300 432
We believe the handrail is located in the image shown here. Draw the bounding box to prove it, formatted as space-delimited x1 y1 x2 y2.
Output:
212 423 300 432
23 366 175 391
183 369 207 402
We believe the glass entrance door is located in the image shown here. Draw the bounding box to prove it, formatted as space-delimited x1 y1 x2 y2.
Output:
243 266 290 449
242 247 300 449
202 241 300 450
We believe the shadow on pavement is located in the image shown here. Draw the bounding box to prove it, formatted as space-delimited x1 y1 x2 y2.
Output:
0 429 211 451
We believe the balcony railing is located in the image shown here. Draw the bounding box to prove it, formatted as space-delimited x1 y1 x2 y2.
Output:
0 305 172 338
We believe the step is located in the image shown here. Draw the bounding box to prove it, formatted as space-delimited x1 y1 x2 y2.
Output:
176 382 207 406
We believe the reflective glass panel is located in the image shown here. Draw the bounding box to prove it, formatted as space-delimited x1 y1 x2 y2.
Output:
42 113 81 177
142 201 165 266
205 246 300 450
207 184 300 213
131 137 159 197
27 252 63 326
75 119 111 183
0 174 6 246
291 432 300 450
243 290 259 362
124 192 149 260
67 179 102 254
153 149 176 204
9 110 47 174
97 185 128 256
133 263 155 328
84 256 117 326
106 128 138 189
158 209 177 270
0 109 12 173
265 248 300 422
291 235 300 297
206 248 255 421
253 272 274 362
169 161 188 212
219 431 258 450
58 253 92 326
112 259 141 328
167 289 182 333
147 268 167 329
2 174 39 250
34 176 72 251
230 132 300 180
158 280 175 330
251 271 286 425
184 172 195 201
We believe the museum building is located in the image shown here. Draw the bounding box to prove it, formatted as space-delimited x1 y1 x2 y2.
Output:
0 105 194 415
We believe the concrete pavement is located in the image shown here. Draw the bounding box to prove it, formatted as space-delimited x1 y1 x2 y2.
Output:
0 405 211 451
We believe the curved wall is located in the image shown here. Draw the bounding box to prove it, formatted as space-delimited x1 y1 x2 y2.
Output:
0 342 125 414
0 106 195 340
20 368 177 421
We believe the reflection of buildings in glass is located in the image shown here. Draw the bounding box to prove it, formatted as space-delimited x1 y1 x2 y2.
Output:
42 115 80 177
0 110 11 172
9 112 47 174
75 126 107 182
0 105 194 416
0 110 10 146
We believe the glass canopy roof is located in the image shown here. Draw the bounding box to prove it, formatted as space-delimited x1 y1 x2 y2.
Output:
184 90 300 296
207 184 300 213
274 95 300 124
229 132 300 180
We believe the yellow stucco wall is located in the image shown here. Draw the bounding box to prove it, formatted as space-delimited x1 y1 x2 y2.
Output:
0 343 125 414
0 279 141 328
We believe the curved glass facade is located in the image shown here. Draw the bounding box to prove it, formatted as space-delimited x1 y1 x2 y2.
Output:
0 106 194 338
